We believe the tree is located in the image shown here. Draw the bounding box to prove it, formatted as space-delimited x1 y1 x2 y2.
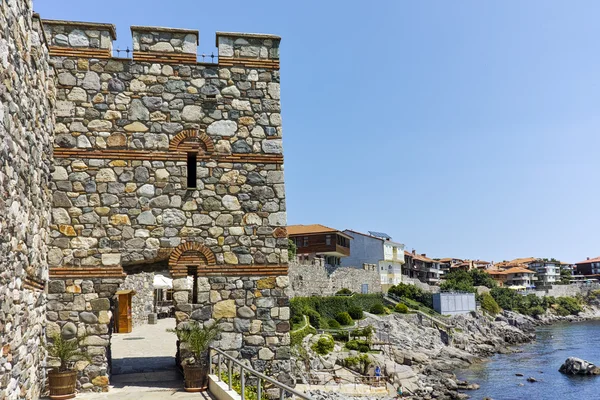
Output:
480 292 501 315
559 268 572 284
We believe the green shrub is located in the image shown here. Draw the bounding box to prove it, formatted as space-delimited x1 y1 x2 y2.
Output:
358 344 370 352
312 336 334 355
369 303 385 315
290 316 317 346
335 312 353 326
480 292 501 315
327 319 341 329
346 339 370 353
343 354 371 375
395 303 409 313
336 288 353 295
350 325 375 340
305 309 323 328
529 306 545 316
348 306 364 320
556 297 582 315
290 294 384 320
388 283 434 308
290 314 303 326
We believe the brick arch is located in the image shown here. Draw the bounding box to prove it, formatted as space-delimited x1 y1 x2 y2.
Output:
169 129 215 154
168 242 216 277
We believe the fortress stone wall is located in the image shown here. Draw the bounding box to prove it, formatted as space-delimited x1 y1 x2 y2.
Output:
43 20 289 392
1 0 290 397
0 1 55 398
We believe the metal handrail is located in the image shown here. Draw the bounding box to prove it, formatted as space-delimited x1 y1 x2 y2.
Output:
209 346 314 400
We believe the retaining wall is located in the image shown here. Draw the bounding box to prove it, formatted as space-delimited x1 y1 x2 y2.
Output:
288 259 382 297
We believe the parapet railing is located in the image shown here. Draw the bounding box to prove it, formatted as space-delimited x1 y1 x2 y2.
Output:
112 47 218 63
209 346 314 400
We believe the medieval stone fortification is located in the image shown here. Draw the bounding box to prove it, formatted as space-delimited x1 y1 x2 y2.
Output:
1 0 288 398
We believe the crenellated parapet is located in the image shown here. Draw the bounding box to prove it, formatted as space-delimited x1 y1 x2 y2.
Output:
41 20 281 70
43 19 116 58
217 32 280 69
131 26 199 64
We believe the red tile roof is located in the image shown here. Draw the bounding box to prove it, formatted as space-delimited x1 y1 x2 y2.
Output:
575 256 600 265
287 224 340 235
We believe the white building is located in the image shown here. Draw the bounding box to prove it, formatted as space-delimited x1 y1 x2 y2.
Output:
340 230 405 289
529 260 561 286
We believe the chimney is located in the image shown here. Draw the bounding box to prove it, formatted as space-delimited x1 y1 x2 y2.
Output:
587 257 590 260
421 254 426 257
412 250 416 255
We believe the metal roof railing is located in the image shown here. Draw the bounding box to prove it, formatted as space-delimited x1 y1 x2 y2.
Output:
209 346 314 400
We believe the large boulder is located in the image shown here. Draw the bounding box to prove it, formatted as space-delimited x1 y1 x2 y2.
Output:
559 357 600 375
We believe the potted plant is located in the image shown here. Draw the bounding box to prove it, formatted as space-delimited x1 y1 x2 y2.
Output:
169 321 221 392
46 333 90 400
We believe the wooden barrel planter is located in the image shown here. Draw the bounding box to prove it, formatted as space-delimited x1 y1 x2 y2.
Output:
183 364 208 392
48 370 77 399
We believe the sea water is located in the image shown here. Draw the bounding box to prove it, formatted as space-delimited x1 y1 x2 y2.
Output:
456 320 600 400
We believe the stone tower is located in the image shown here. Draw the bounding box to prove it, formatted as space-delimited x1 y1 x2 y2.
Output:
42 20 289 392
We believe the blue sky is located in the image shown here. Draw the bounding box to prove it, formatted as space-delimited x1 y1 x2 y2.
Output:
36 1 600 263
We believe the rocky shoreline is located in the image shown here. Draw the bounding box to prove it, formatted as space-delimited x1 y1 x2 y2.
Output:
293 305 600 400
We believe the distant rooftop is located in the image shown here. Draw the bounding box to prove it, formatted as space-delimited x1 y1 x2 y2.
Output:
287 224 342 236
575 256 600 265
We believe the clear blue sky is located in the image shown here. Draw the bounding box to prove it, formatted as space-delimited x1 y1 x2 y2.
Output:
36 1 600 263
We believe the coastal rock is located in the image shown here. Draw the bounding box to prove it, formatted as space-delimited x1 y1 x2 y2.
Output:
559 357 600 375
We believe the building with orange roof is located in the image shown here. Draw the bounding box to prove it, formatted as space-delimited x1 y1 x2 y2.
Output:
494 257 561 287
486 266 536 288
287 224 352 266
574 256 600 276
402 250 443 285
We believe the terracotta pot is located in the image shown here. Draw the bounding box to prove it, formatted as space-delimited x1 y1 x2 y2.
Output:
48 369 77 400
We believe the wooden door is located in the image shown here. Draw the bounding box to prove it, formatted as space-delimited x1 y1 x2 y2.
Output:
115 290 135 333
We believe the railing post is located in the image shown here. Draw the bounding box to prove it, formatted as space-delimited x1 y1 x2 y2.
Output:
209 349 213 375
240 365 245 400
228 358 232 391
279 387 285 400
218 353 222 381
257 378 261 400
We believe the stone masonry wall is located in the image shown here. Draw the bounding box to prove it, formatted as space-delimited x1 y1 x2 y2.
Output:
46 278 119 391
119 272 154 326
0 1 55 399
288 259 382 298
43 21 288 391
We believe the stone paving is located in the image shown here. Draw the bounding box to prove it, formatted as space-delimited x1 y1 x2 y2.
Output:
67 317 214 399
76 387 214 400
111 317 178 374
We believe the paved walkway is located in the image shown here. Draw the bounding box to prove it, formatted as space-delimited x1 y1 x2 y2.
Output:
77 387 214 399
111 317 178 375
77 317 197 399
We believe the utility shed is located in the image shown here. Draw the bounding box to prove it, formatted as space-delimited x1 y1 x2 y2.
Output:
433 292 476 315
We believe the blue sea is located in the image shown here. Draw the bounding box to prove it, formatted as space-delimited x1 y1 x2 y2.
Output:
456 320 600 400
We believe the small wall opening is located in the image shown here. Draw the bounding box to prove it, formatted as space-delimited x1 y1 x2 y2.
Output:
188 266 198 304
187 153 197 188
